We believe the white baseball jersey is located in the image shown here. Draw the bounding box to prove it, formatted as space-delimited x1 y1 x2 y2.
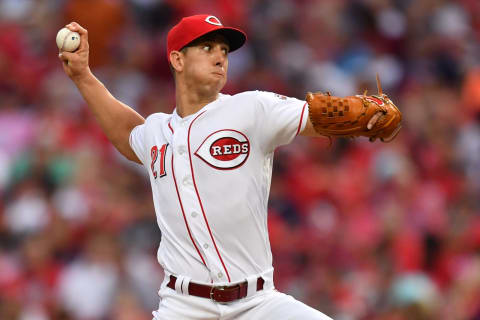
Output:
129 91 307 287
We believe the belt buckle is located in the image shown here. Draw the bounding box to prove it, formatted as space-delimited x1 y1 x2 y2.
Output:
210 285 229 303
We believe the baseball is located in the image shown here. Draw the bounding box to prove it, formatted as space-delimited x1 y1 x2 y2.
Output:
56 27 80 52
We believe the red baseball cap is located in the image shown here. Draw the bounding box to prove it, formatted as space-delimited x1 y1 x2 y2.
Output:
167 14 247 62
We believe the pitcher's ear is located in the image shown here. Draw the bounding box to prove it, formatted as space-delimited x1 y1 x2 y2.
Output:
170 50 184 72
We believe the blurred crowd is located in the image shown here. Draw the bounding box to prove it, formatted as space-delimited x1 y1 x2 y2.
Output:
1 0 480 319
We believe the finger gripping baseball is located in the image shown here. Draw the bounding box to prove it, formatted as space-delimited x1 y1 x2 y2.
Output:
306 90 402 142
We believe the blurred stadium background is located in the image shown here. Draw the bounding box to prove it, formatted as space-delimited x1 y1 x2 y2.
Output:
1 0 480 319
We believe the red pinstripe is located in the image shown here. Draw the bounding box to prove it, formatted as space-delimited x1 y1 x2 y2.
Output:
187 111 231 282
296 102 308 136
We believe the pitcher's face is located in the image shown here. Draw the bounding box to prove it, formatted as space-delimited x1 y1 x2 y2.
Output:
178 33 230 93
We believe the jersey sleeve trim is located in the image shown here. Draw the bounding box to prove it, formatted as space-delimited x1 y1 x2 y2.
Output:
296 102 308 136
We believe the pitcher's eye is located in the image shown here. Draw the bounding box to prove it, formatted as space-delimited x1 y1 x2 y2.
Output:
203 45 211 51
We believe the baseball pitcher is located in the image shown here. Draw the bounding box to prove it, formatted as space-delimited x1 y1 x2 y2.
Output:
59 14 401 320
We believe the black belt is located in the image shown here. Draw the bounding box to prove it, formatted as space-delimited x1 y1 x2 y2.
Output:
167 275 265 303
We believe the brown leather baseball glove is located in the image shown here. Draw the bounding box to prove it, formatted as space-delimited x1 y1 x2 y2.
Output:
306 76 402 142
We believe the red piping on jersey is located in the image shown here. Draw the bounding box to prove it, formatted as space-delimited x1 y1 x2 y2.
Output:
171 153 207 267
188 111 232 282
296 102 307 136
168 121 174 134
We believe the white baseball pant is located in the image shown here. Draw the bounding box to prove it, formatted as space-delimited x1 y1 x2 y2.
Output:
152 282 333 320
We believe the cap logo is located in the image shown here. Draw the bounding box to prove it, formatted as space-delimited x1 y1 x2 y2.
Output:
205 15 222 26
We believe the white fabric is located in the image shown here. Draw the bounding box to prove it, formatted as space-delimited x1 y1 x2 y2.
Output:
152 285 333 320
246 275 259 298
129 91 324 317
175 274 185 294
129 91 307 285
181 276 191 295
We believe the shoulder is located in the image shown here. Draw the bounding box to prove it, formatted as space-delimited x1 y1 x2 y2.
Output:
144 112 170 126
229 90 275 99
236 91 303 110
224 91 285 105
214 91 301 115
145 112 169 122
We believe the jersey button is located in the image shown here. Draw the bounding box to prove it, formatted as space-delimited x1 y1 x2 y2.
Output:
182 175 192 186
178 145 186 155
191 211 198 218
203 243 209 249
217 272 223 278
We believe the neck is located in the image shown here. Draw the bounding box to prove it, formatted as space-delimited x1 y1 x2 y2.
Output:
175 80 219 118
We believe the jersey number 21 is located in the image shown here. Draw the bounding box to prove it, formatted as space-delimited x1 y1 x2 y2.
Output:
150 144 168 179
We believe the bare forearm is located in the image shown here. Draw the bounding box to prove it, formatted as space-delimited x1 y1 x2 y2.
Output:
73 70 145 161
74 70 144 140
59 22 145 163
